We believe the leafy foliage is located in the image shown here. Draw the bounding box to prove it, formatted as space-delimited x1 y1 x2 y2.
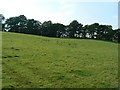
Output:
1 14 119 43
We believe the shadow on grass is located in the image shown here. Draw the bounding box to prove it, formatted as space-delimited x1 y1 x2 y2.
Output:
69 69 92 77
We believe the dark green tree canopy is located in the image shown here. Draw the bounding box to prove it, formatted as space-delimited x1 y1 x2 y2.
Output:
0 14 5 23
2 14 119 43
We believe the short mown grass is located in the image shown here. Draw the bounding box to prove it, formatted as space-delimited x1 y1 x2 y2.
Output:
2 32 118 88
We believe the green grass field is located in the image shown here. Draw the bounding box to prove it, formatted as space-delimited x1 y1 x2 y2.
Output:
2 32 118 88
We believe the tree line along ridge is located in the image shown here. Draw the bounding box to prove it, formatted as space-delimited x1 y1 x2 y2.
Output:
0 14 119 43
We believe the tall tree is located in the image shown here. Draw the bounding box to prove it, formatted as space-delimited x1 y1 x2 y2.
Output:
5 15 27 32
55 23 66 38
5 17 17 32
77 23 83 38
0 14 5 31
49 23 65 37
26 19 41 35
87 23 99 39
68 20 80 38
17 15 27 33
98 25 113 41
112 29 120 43
41 21 52 36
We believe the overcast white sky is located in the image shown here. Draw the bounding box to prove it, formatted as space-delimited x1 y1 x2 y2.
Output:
0 0 119 29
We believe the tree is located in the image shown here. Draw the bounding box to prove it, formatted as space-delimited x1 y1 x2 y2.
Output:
0 14 5 31
77 23 83 38
98 25 113 41
5 15 42 35
68 20 80 38
41 21 52 36
5 17 17 32
112 29 120 43
0 14 5 23
5 15 27 32
49 23 66 37
17 15 27 33
86 23 99 39
26 19 41 35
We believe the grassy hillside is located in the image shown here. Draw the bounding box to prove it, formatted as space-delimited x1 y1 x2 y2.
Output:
2 32 118 88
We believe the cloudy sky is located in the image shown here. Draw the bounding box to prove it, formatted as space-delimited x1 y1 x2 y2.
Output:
0 0 118 29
